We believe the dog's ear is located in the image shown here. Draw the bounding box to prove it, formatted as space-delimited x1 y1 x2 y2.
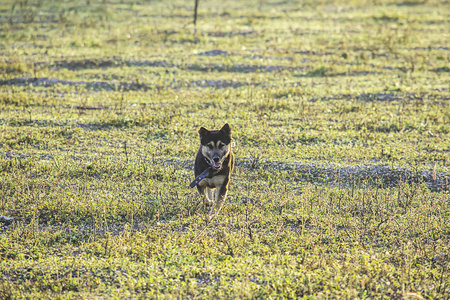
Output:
220 123 231 136
198 127 209 139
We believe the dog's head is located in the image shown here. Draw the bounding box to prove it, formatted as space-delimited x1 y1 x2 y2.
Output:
198 123 232 170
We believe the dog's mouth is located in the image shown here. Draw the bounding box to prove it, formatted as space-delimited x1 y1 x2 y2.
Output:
209 157 223 169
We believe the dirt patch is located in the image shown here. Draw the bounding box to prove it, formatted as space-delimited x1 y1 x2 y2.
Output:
206 30 258 37
44 58 296 74
187 62 295 73
0 77 151 91
44 58 173 71
432 67 450 73
0 77 260 91
197 50 228 56
328 92 449 102
241 159 450 191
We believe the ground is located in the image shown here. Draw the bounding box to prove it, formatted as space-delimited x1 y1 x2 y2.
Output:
0 0 449 298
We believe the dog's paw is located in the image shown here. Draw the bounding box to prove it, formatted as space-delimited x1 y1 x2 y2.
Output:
203 199 214 207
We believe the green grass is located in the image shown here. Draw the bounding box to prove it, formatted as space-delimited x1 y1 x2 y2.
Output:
0 0 449 298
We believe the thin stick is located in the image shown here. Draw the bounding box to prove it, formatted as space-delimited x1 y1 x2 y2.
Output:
124 141 128 163
190 204 225 243
193 0 199 34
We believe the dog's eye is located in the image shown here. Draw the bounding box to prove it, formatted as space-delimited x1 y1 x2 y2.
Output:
207 144 213 149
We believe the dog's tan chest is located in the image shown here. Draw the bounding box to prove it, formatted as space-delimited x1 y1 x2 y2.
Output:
198 175 226 188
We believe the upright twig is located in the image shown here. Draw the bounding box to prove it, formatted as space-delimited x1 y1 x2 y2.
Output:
124 141 129 163
193 0 199 35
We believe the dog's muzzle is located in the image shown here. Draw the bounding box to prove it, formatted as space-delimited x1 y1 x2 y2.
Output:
212 156 222 169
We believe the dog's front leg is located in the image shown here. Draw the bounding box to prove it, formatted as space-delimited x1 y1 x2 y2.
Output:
211 185 228 214
205 187 215 207
197 181 214 207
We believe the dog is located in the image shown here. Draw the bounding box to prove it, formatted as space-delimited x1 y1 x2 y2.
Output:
190 123 234 213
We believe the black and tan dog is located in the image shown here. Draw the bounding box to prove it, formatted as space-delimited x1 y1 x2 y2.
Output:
190 124 234 213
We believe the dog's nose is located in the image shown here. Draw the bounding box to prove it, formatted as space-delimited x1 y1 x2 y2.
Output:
213 157 220 162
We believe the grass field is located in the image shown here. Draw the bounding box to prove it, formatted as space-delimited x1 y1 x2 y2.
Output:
0 0 449 298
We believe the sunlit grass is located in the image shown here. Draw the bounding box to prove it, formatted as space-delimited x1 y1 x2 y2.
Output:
0 0 449 298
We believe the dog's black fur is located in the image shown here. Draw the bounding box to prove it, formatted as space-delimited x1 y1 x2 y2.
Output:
194 123 234 212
